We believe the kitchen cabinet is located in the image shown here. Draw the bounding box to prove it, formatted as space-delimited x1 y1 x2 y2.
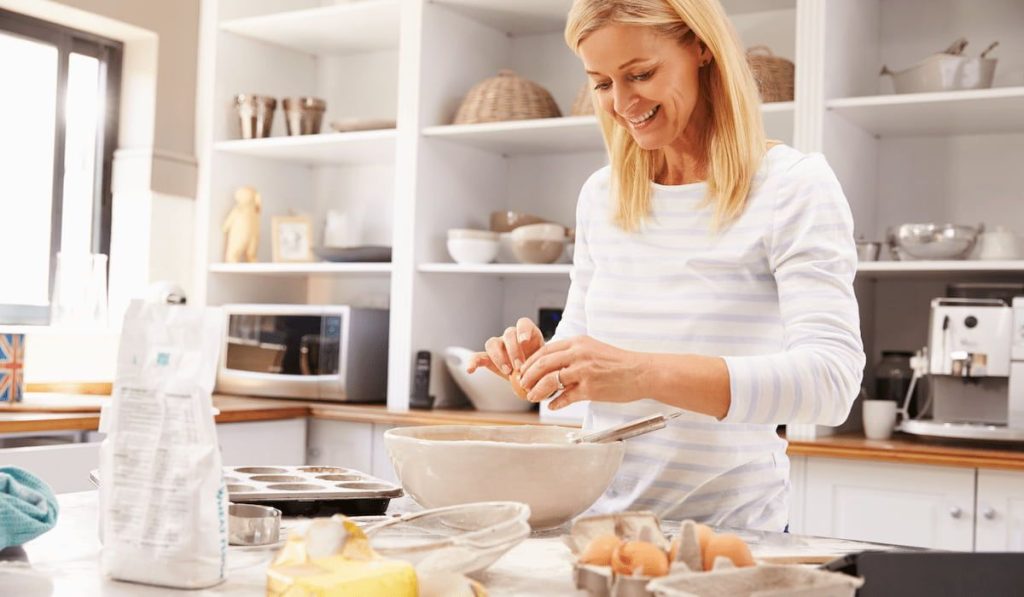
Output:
975 469 1024 551
787 455 807 534
216 418 307 466
371 423 398 484
803 457 975 550
306 418 373 473
0 441 100 494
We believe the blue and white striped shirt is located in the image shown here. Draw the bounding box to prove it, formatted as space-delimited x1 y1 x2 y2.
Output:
552 144 865 531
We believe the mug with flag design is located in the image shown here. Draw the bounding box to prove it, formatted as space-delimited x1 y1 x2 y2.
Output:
0 334 25 403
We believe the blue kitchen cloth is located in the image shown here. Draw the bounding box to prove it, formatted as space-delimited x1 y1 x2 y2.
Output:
0 466 59 548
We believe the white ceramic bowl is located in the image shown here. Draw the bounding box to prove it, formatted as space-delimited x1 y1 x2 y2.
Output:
384 425 625 529
444 347 531 412
447 228 499 241
511 223 566 242
447 238 499 264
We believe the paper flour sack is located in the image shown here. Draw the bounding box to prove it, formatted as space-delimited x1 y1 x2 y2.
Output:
99 300 227 588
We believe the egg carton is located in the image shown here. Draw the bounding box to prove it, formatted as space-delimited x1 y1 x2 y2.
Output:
567 512 861 597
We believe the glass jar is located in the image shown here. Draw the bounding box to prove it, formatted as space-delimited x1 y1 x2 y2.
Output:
874 351 913 404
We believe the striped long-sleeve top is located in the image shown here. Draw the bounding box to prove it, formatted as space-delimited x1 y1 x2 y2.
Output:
551 144 865 531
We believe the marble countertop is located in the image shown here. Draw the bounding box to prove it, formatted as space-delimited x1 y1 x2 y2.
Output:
6 491 891 596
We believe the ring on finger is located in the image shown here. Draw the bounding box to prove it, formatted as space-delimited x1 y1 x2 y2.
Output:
555 368 565 391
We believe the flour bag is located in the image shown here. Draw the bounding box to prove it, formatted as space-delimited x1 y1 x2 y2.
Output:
99 300 227 588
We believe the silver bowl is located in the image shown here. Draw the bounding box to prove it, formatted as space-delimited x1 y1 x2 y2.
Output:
855 240 881 261
887 223 980 260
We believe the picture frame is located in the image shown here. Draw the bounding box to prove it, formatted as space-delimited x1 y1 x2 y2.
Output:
271 215 314 263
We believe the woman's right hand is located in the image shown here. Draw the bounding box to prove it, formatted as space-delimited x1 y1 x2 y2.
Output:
466 318 545 378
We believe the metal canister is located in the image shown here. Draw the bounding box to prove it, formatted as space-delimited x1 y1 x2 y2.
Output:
235 94 276 139
282 97 326 135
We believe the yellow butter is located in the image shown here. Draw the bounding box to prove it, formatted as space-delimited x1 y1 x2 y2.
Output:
267 516 417 597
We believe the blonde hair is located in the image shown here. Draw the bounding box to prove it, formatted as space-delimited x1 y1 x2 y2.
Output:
565 0 766 231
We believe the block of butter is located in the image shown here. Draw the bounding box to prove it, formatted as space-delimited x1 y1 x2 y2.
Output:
267 516 417 597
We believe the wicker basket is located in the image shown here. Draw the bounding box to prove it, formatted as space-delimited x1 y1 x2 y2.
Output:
453 69 562 124
746 46 794 103
570 83 596 116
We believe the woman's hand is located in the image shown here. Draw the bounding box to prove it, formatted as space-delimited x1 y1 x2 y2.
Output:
466 318 545 379
517 335 649 410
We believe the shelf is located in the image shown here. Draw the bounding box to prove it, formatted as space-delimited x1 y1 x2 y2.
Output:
213 130 397 165
423 116 602 155
856 260 1024 278
209 262 393 276
423 103 794 155
826 87 1024 137
434 0 793 35
419 263 572 276
434 0 572 35
219 0 400 55
762 101 795 140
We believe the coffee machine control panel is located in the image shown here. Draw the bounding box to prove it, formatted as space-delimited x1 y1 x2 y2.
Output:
928 299 1011 377
1014 297 1024 361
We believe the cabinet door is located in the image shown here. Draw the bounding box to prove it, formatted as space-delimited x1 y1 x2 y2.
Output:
788 455 807 534
976 469 1024 552
804 457 975 550
371 423 398 484
217 418 307 466
0 442 100 493
306 419 373 474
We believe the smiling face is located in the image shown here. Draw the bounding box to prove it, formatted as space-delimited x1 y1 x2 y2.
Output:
579 24 709 151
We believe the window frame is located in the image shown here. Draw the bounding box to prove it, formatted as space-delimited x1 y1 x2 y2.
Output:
0 8 122 325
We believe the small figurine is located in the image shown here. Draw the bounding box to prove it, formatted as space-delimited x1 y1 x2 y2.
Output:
223 186 261 263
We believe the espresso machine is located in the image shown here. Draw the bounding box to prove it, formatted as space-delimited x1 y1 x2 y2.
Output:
898 297 1024 442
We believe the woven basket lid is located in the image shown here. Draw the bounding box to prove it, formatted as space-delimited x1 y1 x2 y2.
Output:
570 83 596 116
453 69 562 124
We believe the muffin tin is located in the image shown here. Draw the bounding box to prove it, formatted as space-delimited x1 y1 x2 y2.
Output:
226 465 403 517
90 465 404 518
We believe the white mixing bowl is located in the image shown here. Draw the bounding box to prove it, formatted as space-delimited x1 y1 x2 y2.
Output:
384 425 624 529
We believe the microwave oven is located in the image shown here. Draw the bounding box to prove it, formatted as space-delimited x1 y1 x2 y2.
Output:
216 304 389 402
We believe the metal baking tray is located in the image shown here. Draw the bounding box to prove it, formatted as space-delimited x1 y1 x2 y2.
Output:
89 465 404 517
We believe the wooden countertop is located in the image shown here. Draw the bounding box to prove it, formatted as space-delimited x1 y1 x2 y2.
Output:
786 432 1024 472
4 394 1024 471
0 395 309 434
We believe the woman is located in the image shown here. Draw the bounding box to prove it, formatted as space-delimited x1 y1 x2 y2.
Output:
467 0 864 532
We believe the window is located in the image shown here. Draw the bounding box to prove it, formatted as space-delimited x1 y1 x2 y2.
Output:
0 9 121 325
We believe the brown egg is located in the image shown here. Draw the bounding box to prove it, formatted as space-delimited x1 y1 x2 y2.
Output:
509 372 528 399
611 541 670 577
579 534 622 566
702 533 755 571
695 523 714 554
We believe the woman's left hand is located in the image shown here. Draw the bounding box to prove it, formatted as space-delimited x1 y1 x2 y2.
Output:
517 335 648 410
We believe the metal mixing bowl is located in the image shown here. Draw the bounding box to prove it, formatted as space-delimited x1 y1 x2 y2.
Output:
887 223 980 260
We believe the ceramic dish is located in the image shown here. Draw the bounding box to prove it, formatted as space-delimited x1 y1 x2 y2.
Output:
444 346 531 412
315 245 392 262
329 118 396 133
384 425 625 529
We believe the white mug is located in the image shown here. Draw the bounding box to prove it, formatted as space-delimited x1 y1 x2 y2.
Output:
862 399 897 440
976 226 1019 260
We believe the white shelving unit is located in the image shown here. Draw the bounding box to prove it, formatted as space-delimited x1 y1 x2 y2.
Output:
418 263 572 276
219 0 401 55
826 87 1024 137
209 262 393 276
213 130 397 165
195 0 1024 412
